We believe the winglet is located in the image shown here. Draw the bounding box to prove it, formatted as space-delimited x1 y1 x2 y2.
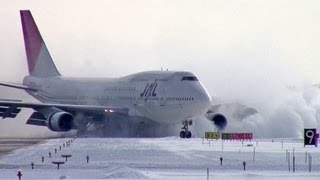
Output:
20 10 61 77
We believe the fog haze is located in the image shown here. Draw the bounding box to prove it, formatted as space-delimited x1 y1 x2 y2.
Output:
1 1 320 138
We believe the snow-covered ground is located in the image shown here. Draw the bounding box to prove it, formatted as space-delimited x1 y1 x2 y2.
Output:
0 137 320 179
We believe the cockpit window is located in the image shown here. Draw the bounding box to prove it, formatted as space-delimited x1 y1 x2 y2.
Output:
181 76 198 81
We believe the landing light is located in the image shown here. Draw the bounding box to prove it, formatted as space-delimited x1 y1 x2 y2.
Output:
104 109 114 113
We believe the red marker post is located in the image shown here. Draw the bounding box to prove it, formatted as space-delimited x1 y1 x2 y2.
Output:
86 156 89 163
17 170 22 180
52 161 65 170
61 154 72 162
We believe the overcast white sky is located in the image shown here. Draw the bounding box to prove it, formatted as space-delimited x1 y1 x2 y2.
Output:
1 0 320 100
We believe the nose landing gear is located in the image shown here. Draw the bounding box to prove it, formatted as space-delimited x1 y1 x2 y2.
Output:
180 120 192 138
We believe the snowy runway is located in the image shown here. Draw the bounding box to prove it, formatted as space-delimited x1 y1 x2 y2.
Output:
1 137 320 179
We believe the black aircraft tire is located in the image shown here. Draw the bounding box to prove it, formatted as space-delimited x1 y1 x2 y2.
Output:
180 131 186 138
186 131 192 138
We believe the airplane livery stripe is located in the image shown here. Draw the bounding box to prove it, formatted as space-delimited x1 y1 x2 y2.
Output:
20 10 42 74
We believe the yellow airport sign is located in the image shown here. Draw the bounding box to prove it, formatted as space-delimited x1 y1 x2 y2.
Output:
205 132 220 139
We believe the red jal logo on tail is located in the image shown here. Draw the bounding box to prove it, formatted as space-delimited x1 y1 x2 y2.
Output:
140 80 158 98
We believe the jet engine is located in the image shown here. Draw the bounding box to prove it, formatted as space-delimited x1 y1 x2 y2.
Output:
45 111 74 132
27 107 74 132
206 112 227 131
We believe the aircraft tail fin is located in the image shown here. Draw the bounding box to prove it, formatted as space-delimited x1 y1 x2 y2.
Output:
20 10 61 77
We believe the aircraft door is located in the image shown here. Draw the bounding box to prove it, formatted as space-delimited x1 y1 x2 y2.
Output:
159 88 167 107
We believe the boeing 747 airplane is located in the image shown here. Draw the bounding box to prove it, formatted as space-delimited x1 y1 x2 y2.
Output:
0 10 228 138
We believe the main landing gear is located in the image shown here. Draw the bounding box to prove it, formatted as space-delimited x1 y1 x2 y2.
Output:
180 120 192 138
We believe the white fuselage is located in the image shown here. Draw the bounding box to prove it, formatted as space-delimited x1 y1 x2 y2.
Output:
23 71 211 125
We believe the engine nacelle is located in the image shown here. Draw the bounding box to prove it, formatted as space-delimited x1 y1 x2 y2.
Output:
45 111 74 132
206 113 227 131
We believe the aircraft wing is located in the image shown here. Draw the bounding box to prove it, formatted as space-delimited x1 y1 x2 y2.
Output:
0 82 38 92
209 103 258 120
0 100 129 119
